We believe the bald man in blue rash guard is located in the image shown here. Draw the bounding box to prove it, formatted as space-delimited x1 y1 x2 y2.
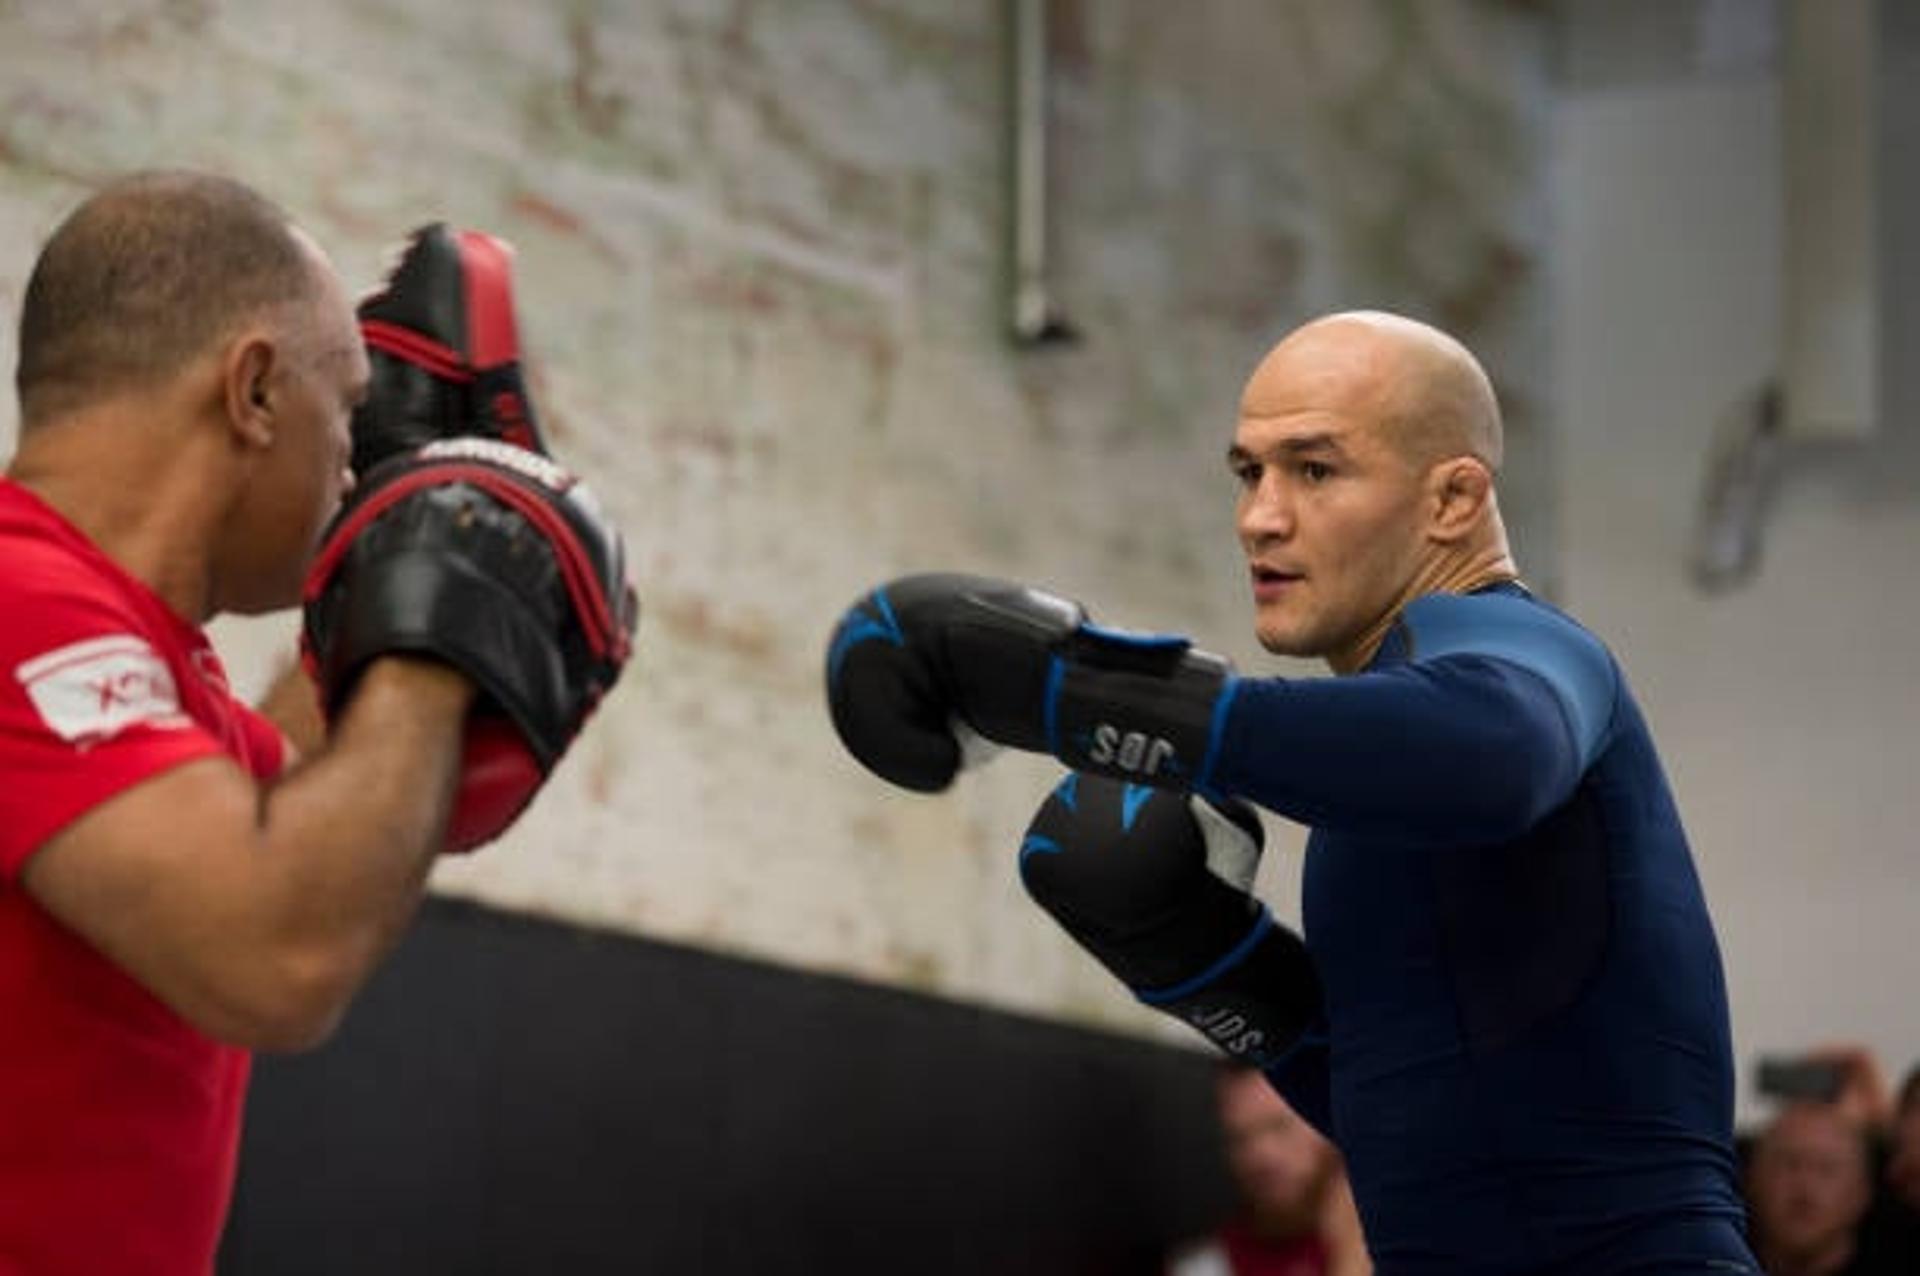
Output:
825 311 1759 1273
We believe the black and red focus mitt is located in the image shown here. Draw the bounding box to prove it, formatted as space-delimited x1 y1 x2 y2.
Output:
352 222 549 474
302 438 638 853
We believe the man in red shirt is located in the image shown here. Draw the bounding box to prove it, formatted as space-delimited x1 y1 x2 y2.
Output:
1168 1063 1372 1276
0 172 619 1273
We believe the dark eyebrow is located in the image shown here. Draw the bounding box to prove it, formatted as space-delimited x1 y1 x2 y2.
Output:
1226 433 1346 466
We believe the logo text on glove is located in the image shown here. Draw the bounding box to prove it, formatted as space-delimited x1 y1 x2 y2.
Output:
420 437 572 493
1184 1005 1265 1059
1088 724 1177 777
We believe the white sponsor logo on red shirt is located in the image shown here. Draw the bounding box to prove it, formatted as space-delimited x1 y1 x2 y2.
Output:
14 634 190 746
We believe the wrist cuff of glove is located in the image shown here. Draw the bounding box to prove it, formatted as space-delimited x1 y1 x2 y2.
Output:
1043 624 1236 789
1131 906 1324 1068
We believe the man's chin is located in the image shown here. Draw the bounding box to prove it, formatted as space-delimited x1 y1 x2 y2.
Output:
1254 623 1325 659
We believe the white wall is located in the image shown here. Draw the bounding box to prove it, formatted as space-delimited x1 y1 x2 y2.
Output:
0 1 1553 1040
1555 76 1920 1121
9 1 1902 1115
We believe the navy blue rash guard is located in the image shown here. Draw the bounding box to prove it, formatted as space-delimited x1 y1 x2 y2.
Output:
1208 584 1755 1274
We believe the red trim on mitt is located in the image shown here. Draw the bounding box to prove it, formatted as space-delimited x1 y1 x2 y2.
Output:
456 232 521 371
304 462 625 663
361 319 472 383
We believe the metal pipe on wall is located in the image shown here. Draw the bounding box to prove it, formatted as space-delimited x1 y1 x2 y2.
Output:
1008 0 1078 347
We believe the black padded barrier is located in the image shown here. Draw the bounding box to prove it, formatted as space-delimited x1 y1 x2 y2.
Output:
219 897 1233 1275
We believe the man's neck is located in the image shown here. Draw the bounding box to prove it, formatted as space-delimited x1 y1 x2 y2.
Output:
1325 540 1520 674
7 409 226 623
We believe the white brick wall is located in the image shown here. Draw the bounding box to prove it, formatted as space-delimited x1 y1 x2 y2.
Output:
0 0 1551 1035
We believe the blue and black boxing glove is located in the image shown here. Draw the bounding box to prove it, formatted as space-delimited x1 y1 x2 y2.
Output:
823 573 1236 793
1019 772 1324 1069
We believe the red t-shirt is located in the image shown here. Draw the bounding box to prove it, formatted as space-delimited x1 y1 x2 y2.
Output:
1168 1219 1331 1276
0 478 285 1276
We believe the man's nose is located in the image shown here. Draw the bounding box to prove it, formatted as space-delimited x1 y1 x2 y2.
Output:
1239 476 1294 541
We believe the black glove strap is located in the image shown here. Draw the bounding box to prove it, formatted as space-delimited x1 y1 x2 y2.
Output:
1047 624 1234 789
1133 905 1325 1068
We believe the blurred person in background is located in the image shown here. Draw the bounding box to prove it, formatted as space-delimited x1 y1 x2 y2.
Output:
1856 1061 1920 1269
1167 1062 1369 1276
1881 1064 1920 1213
1749 1044 1920 1271
1745 1101 1883 1275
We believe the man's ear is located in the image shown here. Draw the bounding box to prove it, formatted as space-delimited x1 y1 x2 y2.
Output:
1426 456 1494 543
221 331 278 449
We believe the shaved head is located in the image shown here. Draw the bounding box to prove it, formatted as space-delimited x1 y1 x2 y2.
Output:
15 170 321 426
1241 310 1503 471
1229 309 1516 668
